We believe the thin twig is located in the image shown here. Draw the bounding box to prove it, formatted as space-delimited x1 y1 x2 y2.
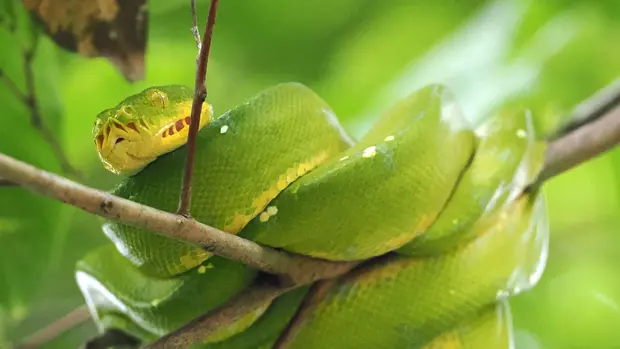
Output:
190 0 202 54
177 0 219 216
0 152 355 285
0 36 82 180
144 282 295 349
0 4 16 32
23 37 82 179
0 71 26 101
14 305 91 349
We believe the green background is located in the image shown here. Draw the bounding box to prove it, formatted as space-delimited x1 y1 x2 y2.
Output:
1 0 620 348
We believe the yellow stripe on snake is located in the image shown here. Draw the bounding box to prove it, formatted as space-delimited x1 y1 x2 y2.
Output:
76 83 548 348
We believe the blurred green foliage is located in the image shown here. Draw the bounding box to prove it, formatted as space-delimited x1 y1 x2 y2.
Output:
1 0 620 348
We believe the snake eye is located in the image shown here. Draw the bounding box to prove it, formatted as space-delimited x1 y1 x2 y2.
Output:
148 90 169 109
121 106 134 115
115 137 126 145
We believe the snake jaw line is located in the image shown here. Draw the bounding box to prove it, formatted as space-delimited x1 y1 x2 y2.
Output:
92 86 213 176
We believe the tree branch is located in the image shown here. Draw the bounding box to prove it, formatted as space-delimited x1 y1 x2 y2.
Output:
0 152 355 285
177 0 219 216
548 78 620 140
533 96 620 188
14 305 91 349
144 281 295 349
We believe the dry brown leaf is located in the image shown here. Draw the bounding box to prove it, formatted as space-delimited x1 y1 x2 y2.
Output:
23 0 148 82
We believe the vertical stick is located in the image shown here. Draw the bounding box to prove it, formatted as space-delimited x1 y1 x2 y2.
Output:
177 0 219 216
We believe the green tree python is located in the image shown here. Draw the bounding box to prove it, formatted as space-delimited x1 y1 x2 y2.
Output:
76 83 549 348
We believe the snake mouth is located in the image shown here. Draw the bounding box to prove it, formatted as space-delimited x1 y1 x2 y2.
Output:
126 152 155 162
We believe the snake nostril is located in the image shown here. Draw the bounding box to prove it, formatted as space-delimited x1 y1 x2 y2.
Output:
115 137 126 145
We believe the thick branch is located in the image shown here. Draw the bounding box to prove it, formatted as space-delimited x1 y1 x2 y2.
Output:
534 102 620 187
549 78 620 140
177 0 219 216
0 152 354 285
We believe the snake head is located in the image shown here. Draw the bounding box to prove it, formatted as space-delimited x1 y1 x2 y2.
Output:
92 85 213 176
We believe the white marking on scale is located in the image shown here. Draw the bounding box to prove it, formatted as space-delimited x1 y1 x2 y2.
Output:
267 206 278 216
362 146 377 158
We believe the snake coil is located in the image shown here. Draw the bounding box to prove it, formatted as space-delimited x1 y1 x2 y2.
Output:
77 83 549 348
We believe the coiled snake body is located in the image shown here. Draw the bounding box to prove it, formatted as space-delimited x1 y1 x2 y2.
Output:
77 83 548 348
